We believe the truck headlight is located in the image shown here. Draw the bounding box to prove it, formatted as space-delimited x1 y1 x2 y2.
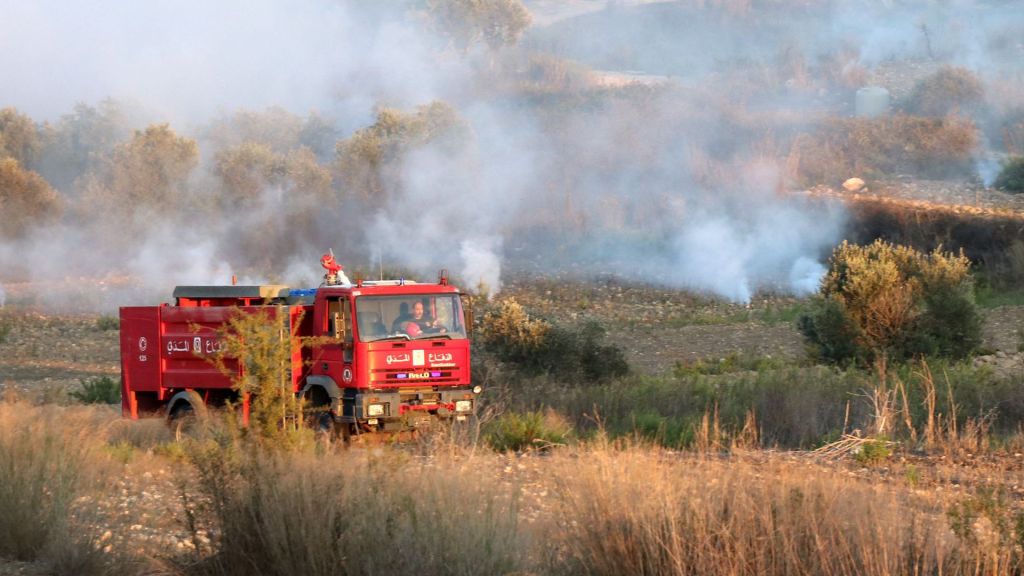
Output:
455 400 473 413
367 403 385 417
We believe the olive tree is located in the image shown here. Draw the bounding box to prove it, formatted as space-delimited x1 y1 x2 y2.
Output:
0 158 62 239
427 0 531 52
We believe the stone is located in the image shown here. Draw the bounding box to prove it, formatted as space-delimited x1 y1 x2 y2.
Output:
843 177 866 192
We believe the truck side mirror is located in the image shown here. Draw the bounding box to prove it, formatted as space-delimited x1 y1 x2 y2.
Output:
459 294 474 337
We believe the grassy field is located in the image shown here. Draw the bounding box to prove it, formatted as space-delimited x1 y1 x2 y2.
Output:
2 280 1024 574
1 398 1023 576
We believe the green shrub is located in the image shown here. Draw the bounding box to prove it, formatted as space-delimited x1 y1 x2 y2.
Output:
854 437 893 466
70 376 121 404
799 240 981 364
797 299 863 365
994 156 1024 192
903 66 984 117
544 321 630 384
102 440 136 464
673 352 788 377
946 487 1024 552
479 298 629 384
0 314 11 344
484 410 573 452
529 367 868 449
205 307 315 448
95 315 120 331
910 284 983 358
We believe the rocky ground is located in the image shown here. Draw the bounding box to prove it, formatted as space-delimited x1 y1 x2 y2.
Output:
807 180 1024 221
0 311 120 397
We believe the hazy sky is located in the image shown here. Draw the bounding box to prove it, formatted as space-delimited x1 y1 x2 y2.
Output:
0 1 463 125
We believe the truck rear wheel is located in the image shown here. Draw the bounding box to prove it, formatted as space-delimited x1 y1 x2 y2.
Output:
167 391 207 441
170 403 197 442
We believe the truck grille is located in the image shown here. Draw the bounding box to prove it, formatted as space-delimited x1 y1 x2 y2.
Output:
401 392 441 405
372 368 460 386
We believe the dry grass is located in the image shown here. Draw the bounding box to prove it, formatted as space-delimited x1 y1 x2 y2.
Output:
545 443 1023 576
0 401 135 574
181 436 524 576
4 389 1024 575
792 116 978 185
902 66 985 117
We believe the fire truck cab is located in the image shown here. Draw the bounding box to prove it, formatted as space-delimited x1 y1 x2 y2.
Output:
305 280 477 433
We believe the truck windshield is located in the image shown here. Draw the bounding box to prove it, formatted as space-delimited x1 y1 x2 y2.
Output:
355 294 468 342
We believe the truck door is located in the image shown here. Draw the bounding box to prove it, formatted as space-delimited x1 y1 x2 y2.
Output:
319 297 352 382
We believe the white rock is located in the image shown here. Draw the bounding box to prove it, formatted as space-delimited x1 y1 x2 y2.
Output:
843 178 866 192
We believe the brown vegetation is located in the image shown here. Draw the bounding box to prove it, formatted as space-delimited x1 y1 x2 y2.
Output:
0 108 44 168
335 102 467 204
902 66 985 117
4 394 1024 575
550 445 1023 575
792 116 978 185
79 123 198 221
0 158 62 239
215 143 332 205
427 0 531 52
829 192 1024 286
0 401 133 575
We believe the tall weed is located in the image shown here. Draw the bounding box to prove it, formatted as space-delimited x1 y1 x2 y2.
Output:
548 445 1017 575
183 440 524 576
0 402 119 574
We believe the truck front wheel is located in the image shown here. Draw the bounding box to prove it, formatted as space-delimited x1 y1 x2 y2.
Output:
315 411 351 445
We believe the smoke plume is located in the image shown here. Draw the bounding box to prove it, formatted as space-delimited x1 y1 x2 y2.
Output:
0 0 1021 310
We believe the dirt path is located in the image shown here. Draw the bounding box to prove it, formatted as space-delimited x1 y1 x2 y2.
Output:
0 311 120 395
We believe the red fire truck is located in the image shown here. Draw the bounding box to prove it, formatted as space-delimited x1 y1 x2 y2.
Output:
118 264 478 436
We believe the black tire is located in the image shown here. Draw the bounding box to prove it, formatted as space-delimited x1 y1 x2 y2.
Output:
315 412 351 446
170 404 196 442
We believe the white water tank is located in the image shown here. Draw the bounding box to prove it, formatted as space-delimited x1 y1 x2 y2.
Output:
855 86 891 118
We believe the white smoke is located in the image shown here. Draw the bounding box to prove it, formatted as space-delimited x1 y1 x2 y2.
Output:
1 0 1020 309
126 228 234 288
789 257 827 296
672 218 756 303
0 283 5 307
667 202 841 304
459 236 503 296
0 1 461 123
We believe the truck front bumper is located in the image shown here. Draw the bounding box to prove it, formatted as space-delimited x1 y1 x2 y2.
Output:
336 387 477 428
